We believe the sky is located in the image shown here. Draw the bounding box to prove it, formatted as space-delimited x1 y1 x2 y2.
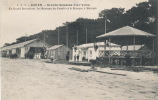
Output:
0 0 147 47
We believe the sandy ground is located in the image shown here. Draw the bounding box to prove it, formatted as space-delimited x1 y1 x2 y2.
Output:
1 58 158 100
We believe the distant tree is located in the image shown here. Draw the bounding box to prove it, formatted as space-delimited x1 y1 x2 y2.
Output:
99 8 126 32
125 2 156 33
3 43 10 47
16 36 29 43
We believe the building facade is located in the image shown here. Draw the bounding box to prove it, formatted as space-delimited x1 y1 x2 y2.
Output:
46 44 72 60
1 39 50 59
72 42 121 62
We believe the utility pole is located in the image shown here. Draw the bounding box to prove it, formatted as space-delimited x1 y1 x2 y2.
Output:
57 27 60 59
104 14 107 57
44 31 45 47
58 27 60 45
66 25 68 50
77 30 78 45
104 14 106 34
63 22 69 51
86 25 88 44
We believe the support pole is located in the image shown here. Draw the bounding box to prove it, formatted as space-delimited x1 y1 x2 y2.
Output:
153 39 155 65
104 40 106 57
58 27 60 59
44 32 45 47
86 26 87 44
126 39 128 50
133 37 135 67
58 27 60 45
109 37 111 66
104 14 106 34
77 30 78 45
66 25 68 51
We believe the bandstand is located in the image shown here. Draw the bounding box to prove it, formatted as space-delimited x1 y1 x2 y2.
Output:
96 26 156 67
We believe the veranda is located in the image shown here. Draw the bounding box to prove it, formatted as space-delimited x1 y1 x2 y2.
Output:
96 26 156 67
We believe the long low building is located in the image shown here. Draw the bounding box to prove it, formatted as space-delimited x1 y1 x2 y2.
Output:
1 39 50 59
46 44 72 60
72 42 121 62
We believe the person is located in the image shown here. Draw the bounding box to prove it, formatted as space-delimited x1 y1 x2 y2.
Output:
77 54 79 62
125 52 131 67
141 55 145 67
74 55 76 62
50 55 54 63
66 54 69 61
82 56 85 61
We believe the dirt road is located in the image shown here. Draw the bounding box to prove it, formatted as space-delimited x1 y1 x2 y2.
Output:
1 58 158 100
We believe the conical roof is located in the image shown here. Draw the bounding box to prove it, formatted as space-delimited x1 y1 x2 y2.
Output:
96 26 155 38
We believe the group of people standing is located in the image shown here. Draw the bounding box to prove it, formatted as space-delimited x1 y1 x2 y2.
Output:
74 55 80 62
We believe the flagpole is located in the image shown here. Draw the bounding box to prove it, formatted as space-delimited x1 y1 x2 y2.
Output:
58 27 60 45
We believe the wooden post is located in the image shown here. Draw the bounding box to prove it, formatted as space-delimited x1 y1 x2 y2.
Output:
86 26 87 44
126 39 128 50
120 40 123 67
153 39 155 65
104 14 106 34
133 37 135 67
66 25 68 51
58 28 60 45
109 37 111 66
58 27 60 59
77 30 78 45
44 31 45 47
104 39 106 57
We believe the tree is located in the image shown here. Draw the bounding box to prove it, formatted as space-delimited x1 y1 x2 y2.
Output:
125 2 156 33
3 43 10 47
99 8 126 32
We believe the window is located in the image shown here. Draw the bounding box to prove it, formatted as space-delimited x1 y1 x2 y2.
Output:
90 50 92 57
84 51 86 56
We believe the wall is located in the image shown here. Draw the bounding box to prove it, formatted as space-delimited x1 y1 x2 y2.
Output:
72 46 121 62
20 47 25 58
47 46 71 60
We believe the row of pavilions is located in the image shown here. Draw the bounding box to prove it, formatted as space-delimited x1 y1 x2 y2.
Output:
1 26 156 66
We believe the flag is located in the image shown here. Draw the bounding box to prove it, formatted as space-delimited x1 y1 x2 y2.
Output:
107 19 111 23
45 34 48 38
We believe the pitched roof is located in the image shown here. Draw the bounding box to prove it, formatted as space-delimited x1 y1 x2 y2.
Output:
75 42 120 49
1 39 38 51
122 44 145 50
97 26 156 38
47 45 63 50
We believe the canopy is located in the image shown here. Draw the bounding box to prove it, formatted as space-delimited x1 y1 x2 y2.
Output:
1 39 37 51
47 45 63 50
1 39 50 51
96 26 156 38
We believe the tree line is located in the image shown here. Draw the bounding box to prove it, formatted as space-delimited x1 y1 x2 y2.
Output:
3 1 157 52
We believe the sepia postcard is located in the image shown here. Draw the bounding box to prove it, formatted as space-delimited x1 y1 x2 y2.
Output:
0 0 158 100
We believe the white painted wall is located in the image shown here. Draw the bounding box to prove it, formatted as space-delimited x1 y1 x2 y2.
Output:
20 47 25 58
72 46 121 62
